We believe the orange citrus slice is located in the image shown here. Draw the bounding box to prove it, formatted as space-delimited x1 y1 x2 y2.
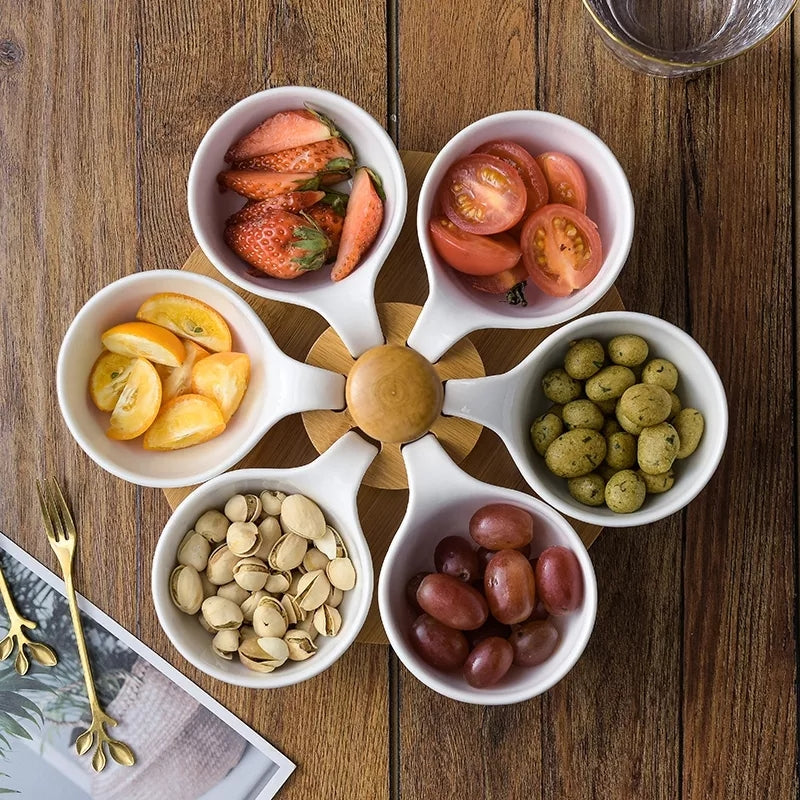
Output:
161 340 210 402
136 293 233 353
143 394 226 451
191 352 250 423
106 358 162 440
101 321 186 368
88 351 135 411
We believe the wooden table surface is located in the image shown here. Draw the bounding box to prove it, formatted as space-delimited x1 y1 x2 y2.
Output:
1 2 797 798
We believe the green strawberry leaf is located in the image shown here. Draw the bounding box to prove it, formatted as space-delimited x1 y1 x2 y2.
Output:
323 157 354 173
362 167 386 202
291 220 331 272
319 191 349 217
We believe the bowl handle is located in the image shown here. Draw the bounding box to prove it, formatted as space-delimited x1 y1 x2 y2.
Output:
442 372 517 438
406 288 476 363
402 434 477 505
317 291 385 358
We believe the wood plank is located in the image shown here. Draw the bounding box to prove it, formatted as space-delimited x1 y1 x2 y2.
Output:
135 2 391 798
0 1 138 627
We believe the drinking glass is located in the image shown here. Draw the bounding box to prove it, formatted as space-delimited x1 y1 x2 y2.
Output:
583 0 797 76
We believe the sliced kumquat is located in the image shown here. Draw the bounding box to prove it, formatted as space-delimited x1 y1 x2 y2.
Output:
88 351 135 411
143 394 226 451
101 321 186 368
161 340 210 402
191 352 250 423
106 358 162 441
136 292 233 352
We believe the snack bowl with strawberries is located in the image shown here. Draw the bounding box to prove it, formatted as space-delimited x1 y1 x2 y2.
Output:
57 270 346 488
188 86 407 358
406 110 635 362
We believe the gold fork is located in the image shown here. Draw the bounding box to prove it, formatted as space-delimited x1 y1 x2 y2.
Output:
0 561 57 674
36 477 135 773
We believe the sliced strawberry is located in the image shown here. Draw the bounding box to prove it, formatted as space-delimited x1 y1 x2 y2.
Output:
330 168 384 282
225 191 325 226
320 171 351 187
217 170 319 200
304 194 347 260
224 210 330 280
224 108 340 163
233 138 354 177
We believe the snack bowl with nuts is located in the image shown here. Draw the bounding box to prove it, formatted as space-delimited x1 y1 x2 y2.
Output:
441 311 728 527
152 431 377 687
378 433 597 705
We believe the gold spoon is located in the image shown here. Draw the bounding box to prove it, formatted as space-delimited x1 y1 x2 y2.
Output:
0 562 57 675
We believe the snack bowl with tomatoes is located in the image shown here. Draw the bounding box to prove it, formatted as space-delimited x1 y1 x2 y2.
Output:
188 86 408 358
407 110 634 362
57 270 346 488
442 311 728 527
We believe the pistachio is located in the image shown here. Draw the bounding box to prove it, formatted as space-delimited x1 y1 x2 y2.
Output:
255 516 281 559
281 593 305 624
257 636 289 668
295 613 319 639
284 629 318 661
224 494 249 522
314 526 338 560
216 582 250 605
199 570 217 600
177 530 211 572
240 590 268 622
238 637 286 673
243 494 262 522
232 557 269 592
326 586 344 608
268 533 307 571
313 604 342 637
288 571 303 595
264 570 291 594
195 510 229 544
326 558 356 591
280 494 326 540
253 596 288 638
332 528 348 558
240 624 257 641
206 545 239 585
295 569 331 612
227 521 262 558
201 596 243 631
212 629 240 660
260 490 286 517
303 548 330 573
198 613 215 634
170 565 203 614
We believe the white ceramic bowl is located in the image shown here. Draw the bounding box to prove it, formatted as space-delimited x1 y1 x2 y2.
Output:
406 110 635 362
443 311 728 527
57 270 345 488
378 434 597 705
152 432 377 688
188 86 408 358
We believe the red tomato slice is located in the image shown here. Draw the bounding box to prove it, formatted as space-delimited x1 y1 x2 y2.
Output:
439 154 526 234
475 140 549 215
462 263 529 306
520 205 602 297
535 152 588 213
429 217 521 276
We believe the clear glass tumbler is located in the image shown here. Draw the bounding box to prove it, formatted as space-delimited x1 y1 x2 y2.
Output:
583 0 797 76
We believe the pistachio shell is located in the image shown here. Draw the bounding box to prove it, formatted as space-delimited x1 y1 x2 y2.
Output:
264 570 291 594
255 516 282 559
326 558 356 591
240 624 257 641
238 638 277 673
212 628 240 660
259 490 285 517
268 533 307 571
201 596 243 630
295 613 319 639
240 590 268 622
224 494 249 522
216 582 250 605
256 636 289 667
284 629 318 661
331 527 348 559
280 494 326 540
303 548 330 573
199 571 217 599
232 557 269 591
198 613 215 634
206 545 239 585
313 604 342 637
176 530 211 572
253 596 288 638
296 569 331 611
288 571 303 595
227 521 262 558
170 565 203 614
281 593 305 624
194 509 229 543
314 527 338 560
326 586 344 608
243 494 262 522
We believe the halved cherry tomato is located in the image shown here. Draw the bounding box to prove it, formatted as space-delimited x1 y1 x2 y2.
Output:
475 140 548 215
462 263 529 306
429 217 521 276
439 154 526 234
520 204 602 297
535 152 588 213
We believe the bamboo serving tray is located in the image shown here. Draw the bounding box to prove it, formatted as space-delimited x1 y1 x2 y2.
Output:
163 150 624 644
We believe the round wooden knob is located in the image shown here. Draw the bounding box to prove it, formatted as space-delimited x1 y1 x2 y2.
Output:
346 344 444 444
